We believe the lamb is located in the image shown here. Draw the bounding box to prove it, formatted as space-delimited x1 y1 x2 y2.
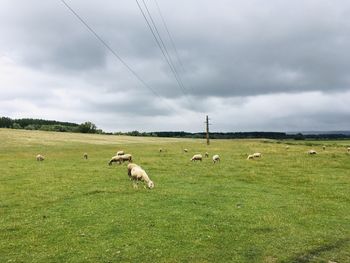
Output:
308 150 317 155
108 155 123 165
247 154 254 160
130 166 154 189
212 154 220 163
83 153 88 159
205 152 209 158
36 154 45 161
253 152 262 158
183 149 188 153
117 151 125 156
191 154 202 162
322 145 326 150
127 163 140 177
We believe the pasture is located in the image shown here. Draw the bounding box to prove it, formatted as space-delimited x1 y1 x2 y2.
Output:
0 129 349 262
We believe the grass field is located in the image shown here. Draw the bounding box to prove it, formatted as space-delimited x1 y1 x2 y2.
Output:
0 128 349 263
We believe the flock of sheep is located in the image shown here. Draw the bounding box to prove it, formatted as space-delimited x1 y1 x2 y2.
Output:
35 145 350 190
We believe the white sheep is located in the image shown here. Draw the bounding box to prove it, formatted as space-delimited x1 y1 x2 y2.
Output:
108 155 123 165
191 154 202 162
159 148 163 153
183 148 188 153
347 147 350 152
117 150 124 156
253 152 262 158
322 145 326 150
247 154 254 160
83 153 88 159
127 163 140 177
205 152 209 158
121 154 132 163
130 166 154 189
285 145 290 149
36 154 45 161
308 150 317 155
212 154 220 163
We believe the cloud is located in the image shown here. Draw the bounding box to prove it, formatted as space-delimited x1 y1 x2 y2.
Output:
0 0 350 131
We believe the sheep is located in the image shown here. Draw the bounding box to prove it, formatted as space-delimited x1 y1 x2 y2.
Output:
130 166 154 189
247 154 254 160
348 147 350 152
205 152 209 158
183 148 188 153
212 154 220 163
127 163 140 177
308 150 317 155
117 151 124 156
253 152 262 158
108 155 123 165
120 154 132 163
159 148 163 153
285 145 290 149
322 145 326 150
191 154 202 162
36 154 44 161
83 153 88 159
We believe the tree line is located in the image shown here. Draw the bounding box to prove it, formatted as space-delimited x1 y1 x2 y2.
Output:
1 116 349 139
0 117 101 134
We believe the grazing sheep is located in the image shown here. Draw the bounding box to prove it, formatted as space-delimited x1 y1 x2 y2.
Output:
159 148 163 153
183 149 188 153
247 154 254 160
323 145 326 150
212 154 220 163
191 154 202 162
121 154 132 163
286 145 290 149
83 153 88 159
253 152 262 158
36 154 44 161
108 155 123 165
117 151 124 156
347 147 350 152
205 152 209 158
308 150 317 155
130 166 154 189
127 163 140 177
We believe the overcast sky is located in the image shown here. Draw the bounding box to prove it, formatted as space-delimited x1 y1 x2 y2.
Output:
1 0 350 132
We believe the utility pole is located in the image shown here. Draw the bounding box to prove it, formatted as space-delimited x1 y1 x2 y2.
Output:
205 115 210 145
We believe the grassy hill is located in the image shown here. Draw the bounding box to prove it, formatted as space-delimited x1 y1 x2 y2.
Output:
0 128 349 262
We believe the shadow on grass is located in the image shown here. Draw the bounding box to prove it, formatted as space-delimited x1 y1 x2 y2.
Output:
281 237 350 263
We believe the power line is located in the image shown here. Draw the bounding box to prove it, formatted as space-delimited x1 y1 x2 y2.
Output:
135 0 188 96
59 0 182 117
153 0 185 74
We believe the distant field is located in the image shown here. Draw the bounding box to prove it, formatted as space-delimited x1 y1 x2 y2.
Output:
0 128 349 263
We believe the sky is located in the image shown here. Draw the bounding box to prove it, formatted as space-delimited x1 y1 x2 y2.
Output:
1 0 350 132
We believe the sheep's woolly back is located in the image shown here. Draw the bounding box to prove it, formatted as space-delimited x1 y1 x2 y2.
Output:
212 154 220 163
130 166 154 189
308 150 317 155
191 154 202 161
36 154 44 161
127 163 140 176
117 151 124 156
253 153 261 158
109 155 123 165
121 154 132 162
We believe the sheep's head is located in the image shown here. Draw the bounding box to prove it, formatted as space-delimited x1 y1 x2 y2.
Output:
147 181 154 189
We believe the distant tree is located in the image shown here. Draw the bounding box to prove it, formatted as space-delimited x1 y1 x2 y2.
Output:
77 122 97 133
0 117 13 128
12 123 22 129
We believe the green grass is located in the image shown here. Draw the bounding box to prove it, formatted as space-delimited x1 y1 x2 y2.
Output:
0 128 349 263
